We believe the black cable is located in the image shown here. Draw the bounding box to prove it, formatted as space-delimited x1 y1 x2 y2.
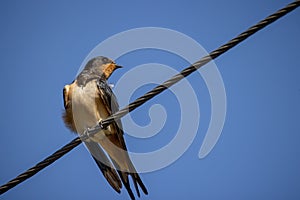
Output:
0 138 82 194
1 0 299 195
101 0 300 128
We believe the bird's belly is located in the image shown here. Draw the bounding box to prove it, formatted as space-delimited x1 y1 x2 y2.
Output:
72 84 109 140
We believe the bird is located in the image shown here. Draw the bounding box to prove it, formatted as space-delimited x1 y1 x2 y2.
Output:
62 56 148 200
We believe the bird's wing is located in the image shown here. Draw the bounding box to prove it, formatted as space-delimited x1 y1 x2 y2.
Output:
97 78 148 199
62 83 76 132
84 141 122 193
97 78 126 149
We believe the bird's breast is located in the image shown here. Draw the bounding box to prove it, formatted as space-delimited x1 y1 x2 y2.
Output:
71 81 109 139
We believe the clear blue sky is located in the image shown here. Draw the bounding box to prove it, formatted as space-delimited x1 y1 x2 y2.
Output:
0 1 299 199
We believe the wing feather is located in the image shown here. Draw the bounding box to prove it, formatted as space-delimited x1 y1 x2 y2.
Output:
96 78 148 198
85 141 122 193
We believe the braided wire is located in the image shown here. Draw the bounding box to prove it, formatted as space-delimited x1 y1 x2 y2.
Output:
0 138 82 194
101 0 300 127
1 0 299 195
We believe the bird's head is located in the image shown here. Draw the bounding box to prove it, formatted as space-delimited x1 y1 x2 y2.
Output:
82 56 122 80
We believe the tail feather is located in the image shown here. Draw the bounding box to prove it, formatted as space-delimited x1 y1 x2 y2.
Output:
111 158 148 200
132 174 140 197
117 170 136 200
131 173 148 196
99 135 148 198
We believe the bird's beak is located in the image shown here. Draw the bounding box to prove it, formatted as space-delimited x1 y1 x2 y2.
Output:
115 65 123 69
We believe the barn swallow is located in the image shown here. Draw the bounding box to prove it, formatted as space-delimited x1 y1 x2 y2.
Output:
62 56 148 200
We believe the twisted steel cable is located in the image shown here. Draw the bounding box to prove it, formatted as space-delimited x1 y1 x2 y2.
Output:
1 0 299 195
101 0 300 127
0 137 82 194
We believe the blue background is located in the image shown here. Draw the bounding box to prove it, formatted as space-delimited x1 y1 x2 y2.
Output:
0 1 299 199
